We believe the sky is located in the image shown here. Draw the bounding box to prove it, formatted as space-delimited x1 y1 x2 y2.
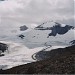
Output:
0 0 74 28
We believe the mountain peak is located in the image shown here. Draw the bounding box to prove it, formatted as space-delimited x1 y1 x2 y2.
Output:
36 20 55 28
35 21 74 31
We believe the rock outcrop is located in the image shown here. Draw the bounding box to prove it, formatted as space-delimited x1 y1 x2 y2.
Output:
20 25 28 31
0 43 8 56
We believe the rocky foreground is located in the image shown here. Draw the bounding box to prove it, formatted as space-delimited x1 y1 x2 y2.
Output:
0 45 75 74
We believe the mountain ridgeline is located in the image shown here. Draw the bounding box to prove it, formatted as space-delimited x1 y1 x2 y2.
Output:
0 43 8 56
35 22 74 37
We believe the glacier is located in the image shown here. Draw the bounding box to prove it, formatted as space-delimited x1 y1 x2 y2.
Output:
0 21 75 70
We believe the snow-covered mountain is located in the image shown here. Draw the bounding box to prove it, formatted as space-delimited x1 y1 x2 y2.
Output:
19 21 75 48
0 21 75 70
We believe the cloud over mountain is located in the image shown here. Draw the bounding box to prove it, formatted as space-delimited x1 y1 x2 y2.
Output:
0 0 74 27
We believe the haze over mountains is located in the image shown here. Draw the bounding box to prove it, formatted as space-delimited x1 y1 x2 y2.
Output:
0 0 74 27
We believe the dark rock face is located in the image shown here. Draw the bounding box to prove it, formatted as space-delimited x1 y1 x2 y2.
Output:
70 40 75 45
0 43 8 56
47 24 74 37
20 25 28 31
0 43 8 52
35 45 75 60
19 34 25 39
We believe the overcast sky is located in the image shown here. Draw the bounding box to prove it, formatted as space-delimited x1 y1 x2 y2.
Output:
0 0 74 28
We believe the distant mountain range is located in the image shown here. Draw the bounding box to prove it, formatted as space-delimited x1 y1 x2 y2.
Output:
19 21 75 48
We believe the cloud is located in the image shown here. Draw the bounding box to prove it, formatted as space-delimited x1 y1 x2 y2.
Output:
0 0 22 13
0 0 74 27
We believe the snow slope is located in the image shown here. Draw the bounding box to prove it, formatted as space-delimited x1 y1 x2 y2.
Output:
0 41 43 70
20 21 75 48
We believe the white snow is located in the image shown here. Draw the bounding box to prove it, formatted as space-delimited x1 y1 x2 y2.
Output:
61 24 66 27
21 27 74 48
30 24 38 29
39 21 55 28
